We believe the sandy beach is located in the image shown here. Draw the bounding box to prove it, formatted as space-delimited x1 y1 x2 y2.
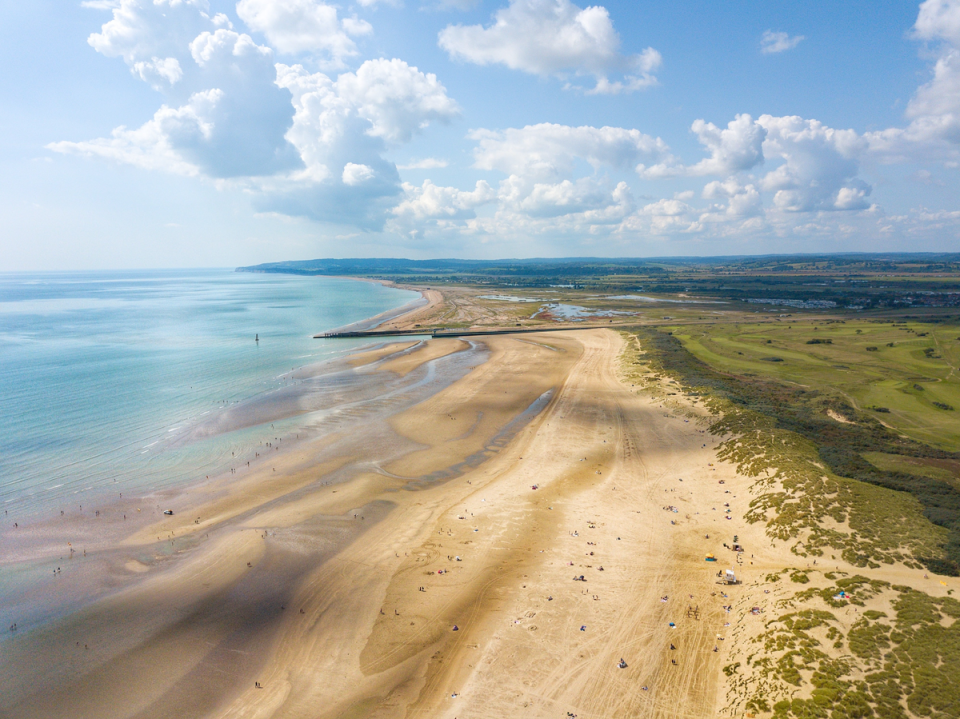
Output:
2 312 954 719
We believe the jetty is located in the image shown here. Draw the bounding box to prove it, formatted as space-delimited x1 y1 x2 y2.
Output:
314 323 636 340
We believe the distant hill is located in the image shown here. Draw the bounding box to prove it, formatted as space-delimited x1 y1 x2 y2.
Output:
237 253 960 279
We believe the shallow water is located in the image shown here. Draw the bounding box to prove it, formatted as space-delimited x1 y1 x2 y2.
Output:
0 269 419 519
533 303 633 320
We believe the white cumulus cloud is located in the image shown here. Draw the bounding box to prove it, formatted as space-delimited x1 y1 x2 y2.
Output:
471 123 669 180
47 89 222 177
702 177 763 216
640 114 765 178
498 176 632 218
867 1 960 162
914 0 960 44
236 0 371 67
255 60 458 226
758 114 870 212
87 0 210 66
131 56 183 87
438 0 661 93
342 162 376 185
54 29 302 178
335 58 461 144
391 180 496 223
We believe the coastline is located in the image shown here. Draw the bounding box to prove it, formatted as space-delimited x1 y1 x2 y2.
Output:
5 278 953 718
0 279 445 636
2 324 734 719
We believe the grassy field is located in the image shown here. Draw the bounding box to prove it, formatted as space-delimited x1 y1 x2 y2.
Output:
863 452 960 488
664 319 960 450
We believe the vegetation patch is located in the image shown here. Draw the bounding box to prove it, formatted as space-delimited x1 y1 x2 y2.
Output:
738 579 960 719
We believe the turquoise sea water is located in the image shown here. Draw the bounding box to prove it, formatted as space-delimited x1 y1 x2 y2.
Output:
0 269 418 518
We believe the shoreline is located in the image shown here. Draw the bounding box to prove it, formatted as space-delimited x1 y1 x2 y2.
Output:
317 277 432 334
5 305 953 717
0 332 484 633
2 328 745 718
0 281 456 637
0 327 716 719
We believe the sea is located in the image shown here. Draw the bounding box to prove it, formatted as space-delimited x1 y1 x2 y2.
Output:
0 269 420 520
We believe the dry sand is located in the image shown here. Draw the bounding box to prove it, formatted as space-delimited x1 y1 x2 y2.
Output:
3 329 952 719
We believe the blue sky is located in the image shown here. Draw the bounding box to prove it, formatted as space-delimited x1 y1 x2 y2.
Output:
2 0 960 269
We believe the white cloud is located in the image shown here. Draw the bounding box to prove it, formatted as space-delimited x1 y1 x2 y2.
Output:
391 180 496 223
471 123 669 180
334 58 460 144
760 30 805 55
640 114 765 177
342 163 376 185
189 29 271 66
87 0 210 66
498 176 632 218
47 89 221 176
758 114 870 212
626 198 702 234
131 56 183 87
254 60 458 226
65 9 306 179
54 25 303 178
438 0 661 93
687 115 766 175
397 158 449 169
907 48 960 122
866 1 960 162
639 198 691 217
52 39 459 231
638 111 871 214
66 0 960 247
236 0 371 66
585 48 661 95
914 0 960 45
702 178 762 216
211 12 233 29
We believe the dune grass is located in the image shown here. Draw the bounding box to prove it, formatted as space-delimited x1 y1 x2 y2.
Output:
741 576 960 719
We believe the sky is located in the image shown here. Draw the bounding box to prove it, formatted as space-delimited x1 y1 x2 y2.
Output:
2 0 960 269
